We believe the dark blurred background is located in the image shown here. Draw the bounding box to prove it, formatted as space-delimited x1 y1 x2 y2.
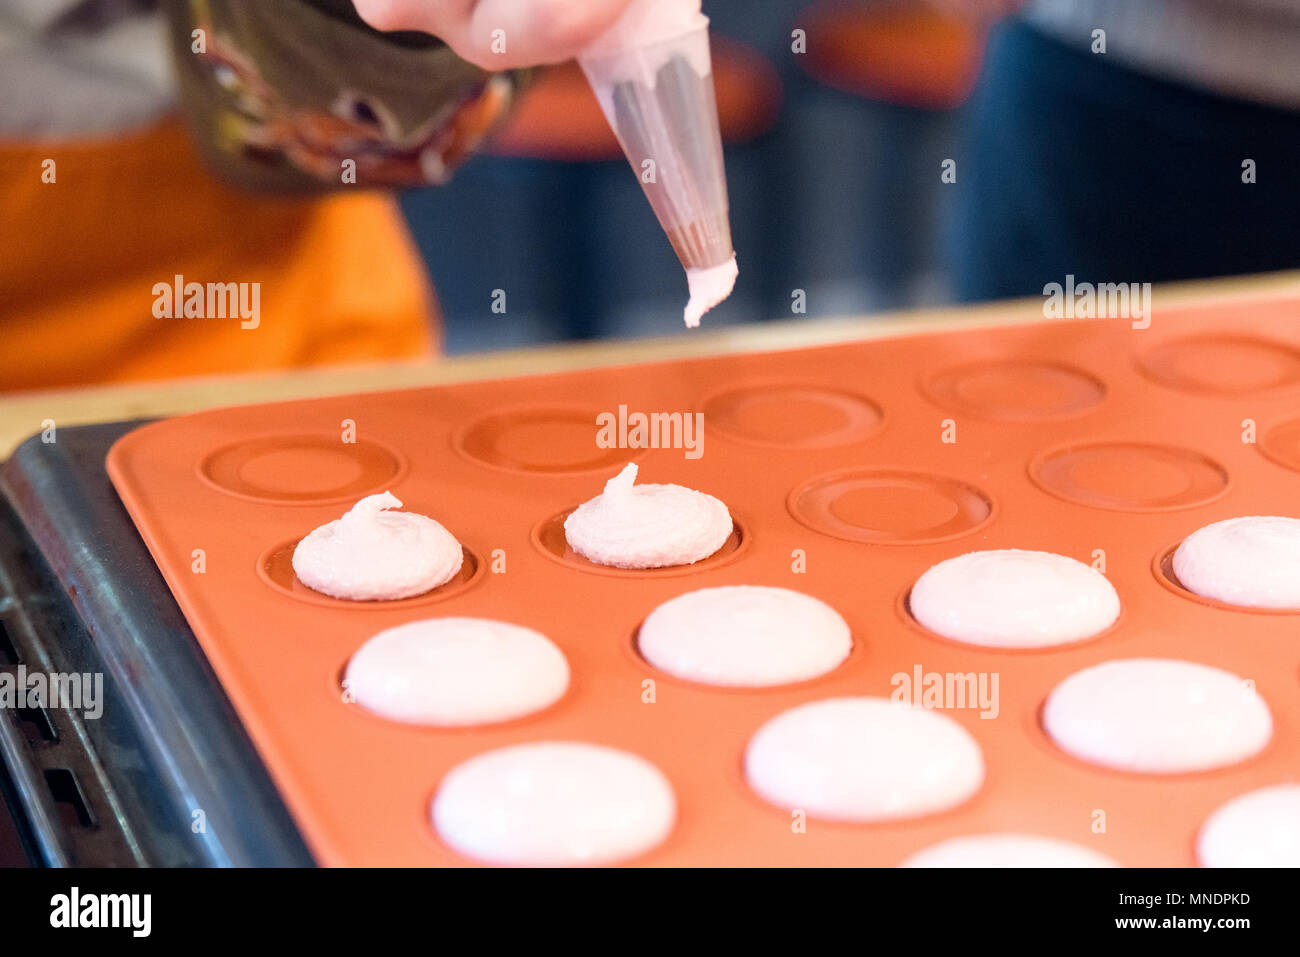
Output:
10 0 1296 392
401 0 984 353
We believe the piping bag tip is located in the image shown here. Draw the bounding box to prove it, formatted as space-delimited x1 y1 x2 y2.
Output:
578 0 738 330
684 255 738 328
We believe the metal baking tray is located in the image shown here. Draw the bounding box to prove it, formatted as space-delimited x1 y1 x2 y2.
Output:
0 422 313 866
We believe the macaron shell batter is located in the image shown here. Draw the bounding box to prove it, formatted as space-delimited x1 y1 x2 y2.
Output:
1173 515 1300 609
638 585 851 687
345 618 569 726
910 548 1120 648
1197 784 1300 867
292 492 463 601
684 256 739 328
901 833 1117 868
564 463 732 569
1042 658 1272 774
432 742 676 866
744 697 984 822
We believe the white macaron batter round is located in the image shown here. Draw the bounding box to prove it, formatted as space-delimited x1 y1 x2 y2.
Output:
910 549 1120 648
345 617 569 726
744 697 984 822
901 833 1117 868
292 491 463 601
1042 658 1272 774
563 463 732 569
432 742 676 866
638 585 852 687
1173 515 1300 609
1197 784 1300 867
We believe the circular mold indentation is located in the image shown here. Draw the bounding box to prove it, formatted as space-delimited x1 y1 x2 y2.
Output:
453 406 638 474
701 383 882 448
1152 542 1300 616
257 539 483 608
922 360 1106 421
198 435 405 504
1259 417 1300 474
531 509 748 577
787 469 993 545
1137 334 1300 396
1029 442 1228 512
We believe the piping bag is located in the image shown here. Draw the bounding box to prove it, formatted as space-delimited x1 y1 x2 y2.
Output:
578 0 737 328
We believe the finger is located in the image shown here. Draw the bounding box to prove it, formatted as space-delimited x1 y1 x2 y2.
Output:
458 0 632 68
352 0 474 37
355 0 634 70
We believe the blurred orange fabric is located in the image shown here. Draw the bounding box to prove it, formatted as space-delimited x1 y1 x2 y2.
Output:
0 118 435 393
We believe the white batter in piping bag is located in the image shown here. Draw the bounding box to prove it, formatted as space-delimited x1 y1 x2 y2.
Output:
579 0 739 327
684 257 739 329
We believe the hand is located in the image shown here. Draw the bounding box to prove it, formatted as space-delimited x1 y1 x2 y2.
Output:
353 0 638 69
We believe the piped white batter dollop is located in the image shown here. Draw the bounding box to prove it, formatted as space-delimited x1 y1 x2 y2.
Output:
684 255 738 328
744 697 984 822
638 585 851 687
1042 658 1272 774
432 742 676 866
292 492 463 601
910 549 1120 648
345 618 569 726
901 833 1117 868
563 463 732 569
1197 784 1300 867
1173 515 1300 609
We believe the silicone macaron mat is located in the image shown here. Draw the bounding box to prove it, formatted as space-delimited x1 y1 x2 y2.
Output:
107 298 1300 866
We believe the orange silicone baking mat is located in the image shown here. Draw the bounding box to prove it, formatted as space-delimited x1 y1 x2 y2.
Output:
107 299 1300 866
